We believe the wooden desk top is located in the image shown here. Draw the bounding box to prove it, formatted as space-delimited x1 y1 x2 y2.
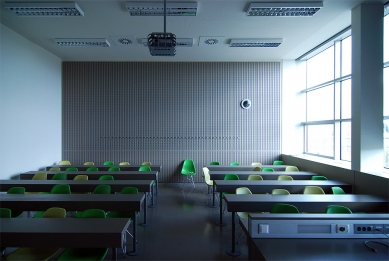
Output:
213 179 352 194
209 171 316 180
0 193 145 212
0 179 153 193
224 194 389 213
46 164 162 172
0 218 131 248
20 170 158 181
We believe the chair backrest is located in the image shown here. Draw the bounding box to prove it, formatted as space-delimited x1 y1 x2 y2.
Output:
65 167 78 171
272 189 290 195
119 162 131 165
202 167 212 186
303 186 325 194
103 161 114 165
277 175 293 180
81 209 106 218
74 175 88 180
236 187 252 194
42 207 66 218
59 160 71 165
141 162 152 166
224 174 239 180
273 160 284 165
253 167 262 171
247 174 263 180
331 186 346 194
0 208 11 218
93 184 111 194
49 167 61 172
32 172 47 180
181 159 196 174
86 167 99 171
50 184 71 194
261 168 274 172
7 187 25 194
326 205 352 214
271 203 299 213
121 187 138 194
98 175 114 180
285 166 299 172
139 166 152 171
210 161 220 165
251 162 262 166
52 173 67 180
108 167 121 171
311 175 328 180
230 162 240 166
84 162 94 165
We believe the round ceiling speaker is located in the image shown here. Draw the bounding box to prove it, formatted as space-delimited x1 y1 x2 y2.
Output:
240 99 251 109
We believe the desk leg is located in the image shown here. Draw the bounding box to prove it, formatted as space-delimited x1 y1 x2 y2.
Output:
209 183 217 208
140 192 151 227
127 211 142 256
155 174 159 195
148 184 155 208
112 247 117 261
226 211 241 256
215 192 226 227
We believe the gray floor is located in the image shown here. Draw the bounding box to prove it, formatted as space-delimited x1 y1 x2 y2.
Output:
106 183 249 261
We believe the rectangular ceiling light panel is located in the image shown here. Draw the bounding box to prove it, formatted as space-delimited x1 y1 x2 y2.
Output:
55 38 110 47
246 2 323 17
126 1 197 16
229 38 283 47
142 38 193 47
4 2 84 16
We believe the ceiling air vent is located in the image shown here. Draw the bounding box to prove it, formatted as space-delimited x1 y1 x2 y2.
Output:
229 38 283 47
126 1 197 16
110 36 138 46
4 2 84 16
198 36 225 46
246 2 323 17
142 38 193 47
55 38 110 47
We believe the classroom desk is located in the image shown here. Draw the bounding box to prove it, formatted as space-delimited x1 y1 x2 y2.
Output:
0 218 131 261
223 194 389 256
0 193 145 256
0 180 152 226
214 179 353 226
206 165 289 171
45 165 162 195
20 171 158 207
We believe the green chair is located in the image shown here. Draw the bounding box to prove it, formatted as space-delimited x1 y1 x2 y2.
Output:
326 205 352 214
4 207 66 261
273 160 284 165
261 168 274 172
272 189 290 195
181 159 197 188
224 174 239 180
332 186 346 194
210 161 220 165
277 175 293 180
139 166 151 171
271 203 299 213
58 160 71 165
98 175 114 180
7 187 25 217
108 167 121 171
57 209 108 261
52 173 67 180
119 162 131 165
86 167 99 171
73 185 111 218
84 162 94 165
285 166 299 172
247 174 263 180
103 161 114 165
311 175 328 180
33 185 71 218
303 186 325 194
230 162 240 166
0 208 11 255
65 167 78 171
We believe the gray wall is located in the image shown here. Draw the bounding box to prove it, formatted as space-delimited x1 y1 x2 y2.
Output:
62 62 281 182
0 24 62 179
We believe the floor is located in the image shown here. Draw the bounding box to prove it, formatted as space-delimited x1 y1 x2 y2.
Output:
106 183 249 261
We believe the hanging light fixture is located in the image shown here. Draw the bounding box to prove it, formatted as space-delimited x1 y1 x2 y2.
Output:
147 0 176 56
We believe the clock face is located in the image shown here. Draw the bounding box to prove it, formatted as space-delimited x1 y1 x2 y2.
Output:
241 99 251 109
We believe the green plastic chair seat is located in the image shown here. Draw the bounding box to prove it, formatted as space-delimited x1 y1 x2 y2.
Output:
103 161 114 165
230 162 240 166
210 161 220 165
271 203 299 213
52 173 67 180
273 160 284 165
224 174 239 180
311 175 328 180
33 185 70 218
7 187 25 217
86 167 99 171
326 205 352 214
0 208 11 218
332 186 346 194
108 167 120 171
66 167 78 171
261 168 274 172
98 175 114 180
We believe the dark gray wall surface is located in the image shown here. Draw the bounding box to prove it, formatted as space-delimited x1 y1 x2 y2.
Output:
62 62 281 182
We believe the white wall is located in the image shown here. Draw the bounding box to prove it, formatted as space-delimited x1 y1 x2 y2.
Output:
0 23 62 179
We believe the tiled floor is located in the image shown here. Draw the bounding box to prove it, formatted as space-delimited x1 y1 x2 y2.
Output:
106 183 249 261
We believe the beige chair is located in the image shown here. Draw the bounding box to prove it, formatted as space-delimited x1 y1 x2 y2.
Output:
73 175 88 180
142 162 152 166
253 167 262 171
303 186 325 194
235 187 252 218
272 188 290 194
119 162 130 165
58 160 71 165
203 167 216 205
285 166 299 172
48 167 61 171
277 175 293 180
83 162 94 165
26 172 47 194
247 174 263 180
251 162 262 166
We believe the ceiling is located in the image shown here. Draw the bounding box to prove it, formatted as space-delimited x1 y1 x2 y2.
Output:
0 0 386 62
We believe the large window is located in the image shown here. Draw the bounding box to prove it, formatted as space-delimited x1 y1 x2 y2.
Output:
303 34 352 160
383 9 389 167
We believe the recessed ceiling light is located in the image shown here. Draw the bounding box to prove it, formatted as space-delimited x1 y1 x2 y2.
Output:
4 2 84 16
126 1 197 16
229 38 283 47
55 38 110 47
246 2 323 17
110 36 138 46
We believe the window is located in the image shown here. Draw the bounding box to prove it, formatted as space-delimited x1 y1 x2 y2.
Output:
303 34 352 160
383 10 389 167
